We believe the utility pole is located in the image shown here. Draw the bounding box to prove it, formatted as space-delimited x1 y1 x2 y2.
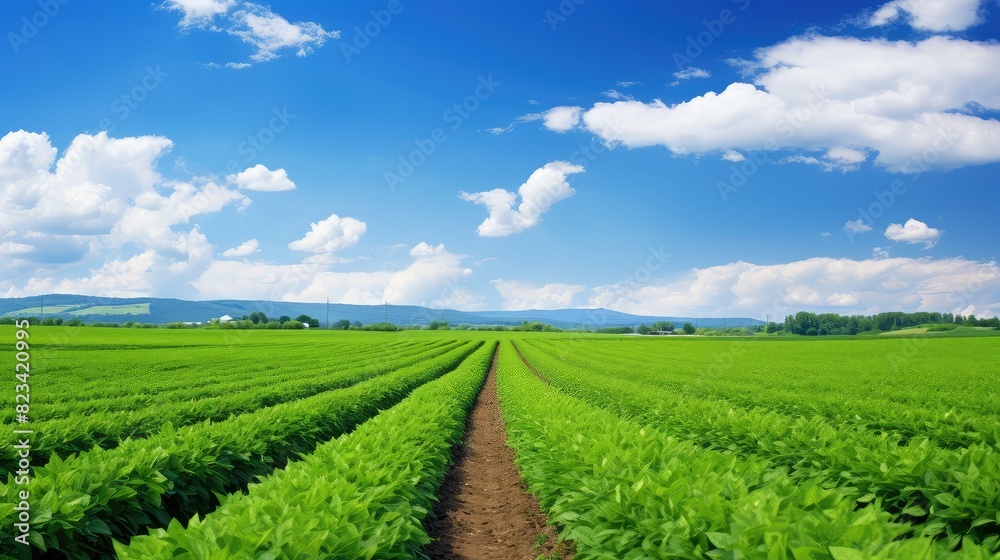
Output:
40 296 44 320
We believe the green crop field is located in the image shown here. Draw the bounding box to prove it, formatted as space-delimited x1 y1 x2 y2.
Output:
1 326 998 558
3 305 76 316
2 303 152 318
64 303 151 316
877 325 1000 338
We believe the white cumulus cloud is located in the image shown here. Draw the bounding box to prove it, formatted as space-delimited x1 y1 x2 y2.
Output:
112 179 249 255
868 0 985 31
0 129 260 298
0 129 253 288
492 280 585 310
192 242 480 309
873 247 891 259
222 238 260 257
587 257 1000 319
884 218 943 249
559 35 1000 173
721 150 745 162
228 164 296 191
460 161 584 237
163 0 236 27
826 292 859 306
543 106 583 132
16 228 217 299
164 1 338 66
0 130 172 236
381 243 477 308
228 3 339 62
287 214 367 254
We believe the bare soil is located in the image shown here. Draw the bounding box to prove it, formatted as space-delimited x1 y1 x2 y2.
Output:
423 347 574 560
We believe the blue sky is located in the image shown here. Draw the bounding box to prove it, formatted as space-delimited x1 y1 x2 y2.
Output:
1 0 998 318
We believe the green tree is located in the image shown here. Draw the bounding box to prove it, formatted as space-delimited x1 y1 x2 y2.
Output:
514 321 553 332
651 321 674 332
355 322 399 331
637 324 651 335
351 320 363 329
681 322 696 335
427 320 449 330
248 311 268 325
332 319 351 330
294 314 320 328
278 315 291 324
595 326 635 334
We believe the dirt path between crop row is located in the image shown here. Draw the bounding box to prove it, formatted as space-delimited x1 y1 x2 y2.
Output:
511 342 551 385
424 347 574 560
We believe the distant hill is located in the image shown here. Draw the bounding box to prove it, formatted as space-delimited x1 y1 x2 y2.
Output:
0 294 763 329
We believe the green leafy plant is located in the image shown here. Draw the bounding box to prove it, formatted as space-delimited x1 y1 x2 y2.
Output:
117 341 497 558
0 341 481 558
515 338 1000 551
497 341 996 559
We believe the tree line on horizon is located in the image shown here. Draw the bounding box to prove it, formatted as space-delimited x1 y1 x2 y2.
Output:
2 310 998 335
779 310 1000 336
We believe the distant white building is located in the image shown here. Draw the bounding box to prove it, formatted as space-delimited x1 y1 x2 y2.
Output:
215 314 234 323
302 323 310 329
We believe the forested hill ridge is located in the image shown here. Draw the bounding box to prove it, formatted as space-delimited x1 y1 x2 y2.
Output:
3 295 995 335
0 294 760 329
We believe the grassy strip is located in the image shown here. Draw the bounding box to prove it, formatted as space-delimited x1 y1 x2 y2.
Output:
116 341 497 559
